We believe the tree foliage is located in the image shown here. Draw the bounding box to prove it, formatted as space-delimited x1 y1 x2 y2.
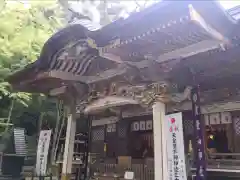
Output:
0 0 159 152
59 0 159 26
0 1 63 134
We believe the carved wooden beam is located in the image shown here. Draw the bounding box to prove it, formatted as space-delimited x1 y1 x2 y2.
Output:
157 40 221 63
84 96 139 114
12 71 50 88
99 52 123 64
90 100 240 124
99 52 157 69
122 83 192 106
48 64 127 83
83 81 192 114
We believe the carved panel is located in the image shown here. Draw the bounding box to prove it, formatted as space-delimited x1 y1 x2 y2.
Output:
85 80 192 112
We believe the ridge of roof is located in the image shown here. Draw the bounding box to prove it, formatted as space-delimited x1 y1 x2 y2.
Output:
92 0 237 46
91 1 186 44
227 5 240 20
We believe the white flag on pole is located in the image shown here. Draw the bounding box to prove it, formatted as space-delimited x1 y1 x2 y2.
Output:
36 130 52 176
165 112 187 180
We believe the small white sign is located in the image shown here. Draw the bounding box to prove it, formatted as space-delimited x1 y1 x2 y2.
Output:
140 121 146 130
107 123 116 132
124 171 134 180
209 113 220 125
146 120 153 130
221 112 232 124
132 120 152 131
36 130 52 176
132 122 140 131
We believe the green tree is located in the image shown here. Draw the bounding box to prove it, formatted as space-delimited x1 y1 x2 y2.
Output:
0 1 63 134
0 0 159 159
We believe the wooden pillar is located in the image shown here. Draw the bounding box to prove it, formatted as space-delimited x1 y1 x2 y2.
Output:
152 101 168 180
61 99 76 180
84 115 92 179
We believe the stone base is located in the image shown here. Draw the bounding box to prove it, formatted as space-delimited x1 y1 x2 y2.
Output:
25 177 58 180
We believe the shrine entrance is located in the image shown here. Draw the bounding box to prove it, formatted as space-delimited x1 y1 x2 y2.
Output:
7 1 240 180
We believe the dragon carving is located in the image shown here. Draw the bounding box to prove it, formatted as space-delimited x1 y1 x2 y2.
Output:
106 82 192 107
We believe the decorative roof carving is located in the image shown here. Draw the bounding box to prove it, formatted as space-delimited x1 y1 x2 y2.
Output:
83 81 192 114
85 87 240 117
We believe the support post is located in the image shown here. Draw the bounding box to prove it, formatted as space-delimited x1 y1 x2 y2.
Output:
84 114 92 179
152 101 168 180
61 99 76 180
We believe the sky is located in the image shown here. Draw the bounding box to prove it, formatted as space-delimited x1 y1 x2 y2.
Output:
13 0 240 9
69 0 240 22
6 1 240 23
68 0 240 23
219 1 240 9
119 1 240 11
9 1 240 10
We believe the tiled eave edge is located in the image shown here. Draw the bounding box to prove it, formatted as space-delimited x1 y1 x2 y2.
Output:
95 8 231 70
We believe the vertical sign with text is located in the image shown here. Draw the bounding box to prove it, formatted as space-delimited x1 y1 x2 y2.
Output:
166 112 187 180
36 130 52 176
191 87 207 180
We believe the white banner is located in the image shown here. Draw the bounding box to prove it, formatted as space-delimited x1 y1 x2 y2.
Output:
165 112 187 180
36 130 52 176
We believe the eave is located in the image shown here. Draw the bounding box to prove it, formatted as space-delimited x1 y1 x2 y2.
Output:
93 1 237 69
168 39 240 89
227 5 240 21
8 41 240 94
8 67 65 94
7 0 240 96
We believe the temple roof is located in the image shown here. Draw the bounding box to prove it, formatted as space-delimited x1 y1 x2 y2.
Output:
227 5 240 20
7 0 240 96
93 1 237 43
169 38 240 89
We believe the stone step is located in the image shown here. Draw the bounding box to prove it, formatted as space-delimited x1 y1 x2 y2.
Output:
25 177 58 180
0 175 24 180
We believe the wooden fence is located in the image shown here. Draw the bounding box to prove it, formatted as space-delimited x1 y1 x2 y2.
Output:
90 153 240 180
91 163 154 180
